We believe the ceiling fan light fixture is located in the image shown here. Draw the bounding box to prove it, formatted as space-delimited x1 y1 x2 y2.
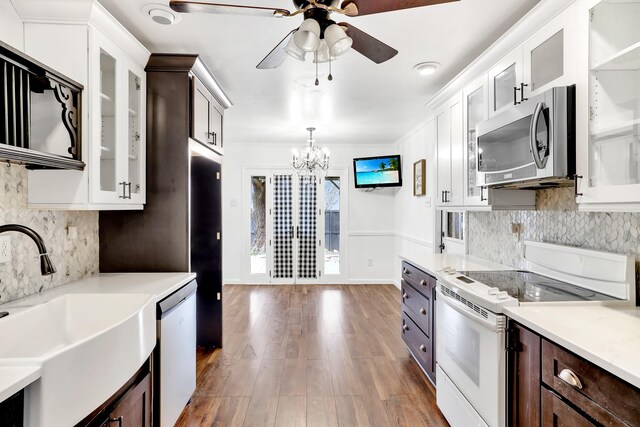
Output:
414 62 441 76
285 34 306 61
293 18 321 52
324 23 352 57
313 40 334 63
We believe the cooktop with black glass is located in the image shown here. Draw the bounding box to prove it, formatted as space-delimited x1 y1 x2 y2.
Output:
457 270 618 303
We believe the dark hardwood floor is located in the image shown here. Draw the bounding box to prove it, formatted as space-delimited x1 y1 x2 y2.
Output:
176 285 448 426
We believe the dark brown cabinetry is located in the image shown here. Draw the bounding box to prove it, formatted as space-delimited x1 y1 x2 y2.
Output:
508 320 640 426
0 390 23 427
100 374 151 427
401 261 437 384
192 75 223 154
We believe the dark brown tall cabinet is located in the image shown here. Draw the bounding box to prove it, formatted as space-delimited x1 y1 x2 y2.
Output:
99 54 230 348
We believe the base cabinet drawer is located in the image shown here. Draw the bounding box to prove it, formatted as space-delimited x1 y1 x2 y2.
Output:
542 388 595 427
401 280 432 336
402 311 433 379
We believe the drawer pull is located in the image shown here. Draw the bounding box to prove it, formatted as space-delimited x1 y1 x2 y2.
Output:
402 293 408 299
403 268 409 274
420 279 427 287
419 344 427 352
420 308 427 315
403 324 409 331
558 369 583 389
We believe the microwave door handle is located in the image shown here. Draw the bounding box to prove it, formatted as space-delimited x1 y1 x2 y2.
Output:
530 102 546 169
436 288 499 331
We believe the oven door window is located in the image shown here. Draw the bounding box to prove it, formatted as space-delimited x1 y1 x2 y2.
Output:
478 115 534 173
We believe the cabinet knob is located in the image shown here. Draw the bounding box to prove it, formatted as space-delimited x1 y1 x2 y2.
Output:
558 369 583 389
420 308 427 315
403 324 409 331
403 268 409 274
402 293 408 299
419 345 427 352
420 279 427 287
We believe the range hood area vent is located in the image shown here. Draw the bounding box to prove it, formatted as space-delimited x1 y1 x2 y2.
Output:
0 40 84 170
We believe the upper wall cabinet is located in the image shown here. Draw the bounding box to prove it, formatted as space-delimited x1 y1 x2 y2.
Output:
191 75 223 155
489 4 576 117
462 74 535 209
16 1 150 210
436 94 464 207
575 0 640 211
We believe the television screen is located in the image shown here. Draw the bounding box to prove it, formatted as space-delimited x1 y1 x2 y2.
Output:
353 155 402 188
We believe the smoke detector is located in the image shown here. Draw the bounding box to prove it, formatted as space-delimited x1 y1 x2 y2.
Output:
141 4 181 25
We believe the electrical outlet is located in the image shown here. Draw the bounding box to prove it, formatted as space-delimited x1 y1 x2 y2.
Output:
0 236 11 263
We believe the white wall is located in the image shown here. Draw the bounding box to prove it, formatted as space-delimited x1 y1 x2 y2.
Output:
393 119 438 286
1 0 24 50
222 143 398 284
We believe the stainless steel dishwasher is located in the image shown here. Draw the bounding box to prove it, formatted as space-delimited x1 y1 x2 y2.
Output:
156 280 197 426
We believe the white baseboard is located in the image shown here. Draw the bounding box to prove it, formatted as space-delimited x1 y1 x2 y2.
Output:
347 279 396 285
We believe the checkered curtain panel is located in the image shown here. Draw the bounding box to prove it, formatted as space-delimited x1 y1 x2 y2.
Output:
298 176 317 279
273 175 293 279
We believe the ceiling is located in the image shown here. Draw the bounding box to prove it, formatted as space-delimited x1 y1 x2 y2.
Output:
98 0 540 146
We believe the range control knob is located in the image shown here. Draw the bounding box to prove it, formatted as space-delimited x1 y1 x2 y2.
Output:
488 287 500 295
496 291 510 300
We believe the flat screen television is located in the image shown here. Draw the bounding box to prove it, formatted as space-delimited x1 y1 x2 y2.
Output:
353 155 402 188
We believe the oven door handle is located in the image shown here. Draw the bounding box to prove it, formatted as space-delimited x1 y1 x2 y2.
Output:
436 288 499 332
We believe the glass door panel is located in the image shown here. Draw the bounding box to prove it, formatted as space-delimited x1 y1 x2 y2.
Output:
530 30 564 91
127 69 143 198
272 174 294 280
493 63 517 113
297 176 318 280
250 175 267 275
466 86 484 199
324 177 341 275
99 49 117 193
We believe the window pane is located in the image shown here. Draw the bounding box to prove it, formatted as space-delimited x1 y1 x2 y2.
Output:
250 176 266 274
324 177 340 275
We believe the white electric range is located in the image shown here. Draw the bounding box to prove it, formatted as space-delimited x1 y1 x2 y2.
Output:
434 241 636 427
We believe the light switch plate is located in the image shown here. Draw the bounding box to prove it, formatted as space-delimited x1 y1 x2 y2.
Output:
0 236 11 263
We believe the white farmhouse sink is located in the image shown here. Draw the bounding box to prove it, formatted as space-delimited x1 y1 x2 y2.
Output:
0 293 156 426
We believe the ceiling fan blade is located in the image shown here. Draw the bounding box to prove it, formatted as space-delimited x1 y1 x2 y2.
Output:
169 0 291 17
341 0 458 17
256 30 296 69
339 23 398 64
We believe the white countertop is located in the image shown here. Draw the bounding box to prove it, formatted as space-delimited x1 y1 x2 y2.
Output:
0 366 41 403
401 253 510 276
0 272 196 403
504 304 640 389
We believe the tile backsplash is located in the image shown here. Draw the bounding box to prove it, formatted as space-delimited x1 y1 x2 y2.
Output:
468 187 640 302
0 165 98 303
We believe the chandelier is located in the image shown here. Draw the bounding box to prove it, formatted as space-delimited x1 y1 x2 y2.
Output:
291 127 330 175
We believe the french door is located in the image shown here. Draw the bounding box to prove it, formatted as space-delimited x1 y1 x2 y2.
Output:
244 168 347 284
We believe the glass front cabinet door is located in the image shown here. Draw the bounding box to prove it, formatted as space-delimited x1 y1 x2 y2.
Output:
463 74 489 206
91 30 146 206
576 0 640 210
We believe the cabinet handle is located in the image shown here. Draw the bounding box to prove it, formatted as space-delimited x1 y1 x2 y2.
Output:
118 182 127 199
403 268 409 275
126 182 132 199
520 83 529 103
420 308 427 315
445 190 450 203
573 174 583 197
514 86 521 105
557 368 583 389
420 279 427 287
402 293 408 300
109 416 123 427
419 344 427 352
480 186 486 202
403 324 409 331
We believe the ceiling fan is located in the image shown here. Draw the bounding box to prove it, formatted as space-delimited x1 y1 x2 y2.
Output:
169 0 459 69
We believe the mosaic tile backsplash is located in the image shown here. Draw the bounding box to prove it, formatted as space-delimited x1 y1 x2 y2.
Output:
0 165 98 303
468 188 640 302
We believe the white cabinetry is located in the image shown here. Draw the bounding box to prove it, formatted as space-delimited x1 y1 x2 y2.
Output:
575 0 640 211
463 75 535 209
19 2 149 210
489 4 576 117
436 94 464 207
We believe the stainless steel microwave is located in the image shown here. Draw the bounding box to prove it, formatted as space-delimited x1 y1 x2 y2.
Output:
476 86 575 189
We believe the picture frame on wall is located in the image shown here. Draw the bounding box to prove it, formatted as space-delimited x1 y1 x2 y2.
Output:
413 159 426 196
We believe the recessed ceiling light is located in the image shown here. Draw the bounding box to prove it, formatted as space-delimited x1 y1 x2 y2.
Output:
141 3 181 26
413 62 441 76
